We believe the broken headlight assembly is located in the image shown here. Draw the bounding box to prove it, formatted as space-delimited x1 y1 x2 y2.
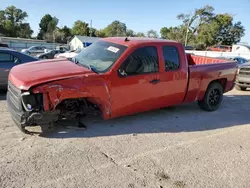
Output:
21 92 43 112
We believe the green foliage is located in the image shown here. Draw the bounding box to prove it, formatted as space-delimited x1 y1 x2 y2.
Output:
0 6 33 38
55 26 72 43
103 20 127 37
72 20 90 36
135 32 146 37
147 29 159 38
95 29 106 37
160 5 245 47
37 14 59 41
160 26 186 43
126 29 135 37
0 4 246 47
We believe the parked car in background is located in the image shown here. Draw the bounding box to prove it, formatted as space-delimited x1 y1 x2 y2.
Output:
21 46 47 56
230 56 249 65
235 61 250 91
36 49 66 59
184 45 195 50
207 45 232 52
0 43 9 48
6 37 237 133
0 48 38 89
54 49 82 59
215 56 249 66
56 46 69 51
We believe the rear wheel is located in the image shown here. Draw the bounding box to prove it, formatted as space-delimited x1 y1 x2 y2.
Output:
198 82 223 111
235 85 247 91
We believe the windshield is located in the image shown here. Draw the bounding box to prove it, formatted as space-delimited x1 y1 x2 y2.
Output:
73 40 127 73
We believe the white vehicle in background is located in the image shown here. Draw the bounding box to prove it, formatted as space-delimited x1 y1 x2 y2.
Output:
21 46 47 56
54 48 82 59
231 44 250 53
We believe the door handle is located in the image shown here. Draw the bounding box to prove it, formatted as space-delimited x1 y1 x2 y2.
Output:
149 79 160 84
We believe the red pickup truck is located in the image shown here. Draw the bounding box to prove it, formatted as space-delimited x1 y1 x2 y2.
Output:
7 37 237 133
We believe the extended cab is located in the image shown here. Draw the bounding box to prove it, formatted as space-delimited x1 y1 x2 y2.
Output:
7 37 237 133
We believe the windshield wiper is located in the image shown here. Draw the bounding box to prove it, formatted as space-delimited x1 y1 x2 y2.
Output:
72 58 98 74
88 64 98 74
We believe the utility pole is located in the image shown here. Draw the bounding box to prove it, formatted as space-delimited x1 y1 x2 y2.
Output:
90 20 92 37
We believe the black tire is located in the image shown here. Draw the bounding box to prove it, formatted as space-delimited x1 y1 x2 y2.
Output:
198 82 223 111
235 85 247 91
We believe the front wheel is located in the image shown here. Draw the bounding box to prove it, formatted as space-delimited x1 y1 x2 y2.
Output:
198 82 223 111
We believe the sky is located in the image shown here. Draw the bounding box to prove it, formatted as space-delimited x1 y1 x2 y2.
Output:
1 0 250 43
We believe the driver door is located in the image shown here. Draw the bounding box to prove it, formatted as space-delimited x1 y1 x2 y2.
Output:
110 46 161 118
0 52 20 87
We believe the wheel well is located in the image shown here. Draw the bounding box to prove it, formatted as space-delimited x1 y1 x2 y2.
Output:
55 98 101 119
208 78 227 92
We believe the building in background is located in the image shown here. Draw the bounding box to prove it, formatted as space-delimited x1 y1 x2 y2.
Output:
69 35 101 50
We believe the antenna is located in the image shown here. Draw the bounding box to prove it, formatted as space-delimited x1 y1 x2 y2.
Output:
125 37 129 42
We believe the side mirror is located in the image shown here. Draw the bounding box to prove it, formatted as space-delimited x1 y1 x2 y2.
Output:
117 69 127 77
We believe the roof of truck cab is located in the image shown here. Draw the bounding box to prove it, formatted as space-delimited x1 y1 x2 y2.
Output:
102 37 180 47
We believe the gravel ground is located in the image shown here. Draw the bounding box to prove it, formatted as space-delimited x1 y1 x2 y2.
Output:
1 89 250 188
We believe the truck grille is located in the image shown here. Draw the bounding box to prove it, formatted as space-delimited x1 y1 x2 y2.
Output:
239 67 250 76
8 81 21 111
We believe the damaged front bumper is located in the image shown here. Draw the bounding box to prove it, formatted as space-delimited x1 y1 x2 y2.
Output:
7 81 59 133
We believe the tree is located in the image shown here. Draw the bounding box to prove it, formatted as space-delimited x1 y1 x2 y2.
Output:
160 26 187 43
126 29 135 37
37 14 58 41
213 14 244 45
147 29 159 38
95 29 106 37
103 20 127 37
55 26 72 43
197 13 245 46
0 6 33 38
177 5 214 45
160 5 245 47
72 20 90 36
135 32 145 37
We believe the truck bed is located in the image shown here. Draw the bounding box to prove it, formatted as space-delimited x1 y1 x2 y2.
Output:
186 54 232 65
184 54 237 103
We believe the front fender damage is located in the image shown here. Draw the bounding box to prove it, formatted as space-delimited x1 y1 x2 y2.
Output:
19 77 111 133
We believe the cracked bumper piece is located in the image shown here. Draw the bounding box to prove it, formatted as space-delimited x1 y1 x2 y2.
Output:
7 82 59 133
7 91 28 132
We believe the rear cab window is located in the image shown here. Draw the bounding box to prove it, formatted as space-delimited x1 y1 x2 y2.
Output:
162 46 180 71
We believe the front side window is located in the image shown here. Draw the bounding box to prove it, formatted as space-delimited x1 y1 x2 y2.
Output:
73 40 127 73
0 53 12 62
162 46 180 71
0 52 20 63
119 46 158 76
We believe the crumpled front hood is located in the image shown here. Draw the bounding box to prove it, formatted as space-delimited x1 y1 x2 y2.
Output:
9 58 93 90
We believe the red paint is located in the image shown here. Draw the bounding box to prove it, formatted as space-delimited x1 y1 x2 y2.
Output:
8 37 237 119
